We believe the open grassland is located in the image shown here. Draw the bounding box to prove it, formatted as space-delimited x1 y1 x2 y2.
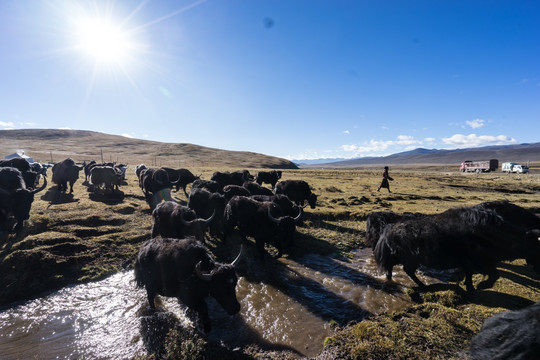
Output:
1 167 540 359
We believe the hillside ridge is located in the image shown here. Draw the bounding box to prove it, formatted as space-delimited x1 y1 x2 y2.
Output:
0 129 298 169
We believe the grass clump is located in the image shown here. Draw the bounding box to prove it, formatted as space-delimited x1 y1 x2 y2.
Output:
324 303 492 360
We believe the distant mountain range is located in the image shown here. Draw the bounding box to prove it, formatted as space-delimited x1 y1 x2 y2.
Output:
298 142 540 168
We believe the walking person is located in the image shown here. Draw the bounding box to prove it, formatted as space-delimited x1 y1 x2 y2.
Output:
377 166 393 192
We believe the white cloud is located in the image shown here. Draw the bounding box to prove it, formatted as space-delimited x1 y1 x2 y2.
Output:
58 127 72 130
342 139 393 154
442 134 516 148
341 135 424 157
122 133 134 138
466 119 485 129
343 130 350 134
0 121 14 127
396 135 421 145
424 137 436 143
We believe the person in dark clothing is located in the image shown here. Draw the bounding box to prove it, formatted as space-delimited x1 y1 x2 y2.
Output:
377 166 393 192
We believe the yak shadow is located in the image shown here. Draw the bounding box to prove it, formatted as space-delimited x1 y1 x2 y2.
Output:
468 289 535 310
498 262 540 280
497 268 540 292
302 212 365 234
41 187 79 205
233 245 372 327
294 249 404 296
88 190 125 205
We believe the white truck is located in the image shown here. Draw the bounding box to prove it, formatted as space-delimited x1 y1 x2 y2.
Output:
502 162 529 174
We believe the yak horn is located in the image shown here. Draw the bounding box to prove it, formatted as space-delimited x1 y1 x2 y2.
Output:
180 214 192 226
195 261 212 281
267 207 281 224
205 210 216 225
31 176 47 194
294 206 303 223
231 244 244 267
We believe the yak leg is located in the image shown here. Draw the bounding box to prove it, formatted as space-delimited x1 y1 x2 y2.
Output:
274 240 283 259
477 269 500 290
403 265 427 289
385 265 393 281
463 269 476 292
182 186 189 198
191 302 211 333
255 238 266 261
146 288 157 309
69 181 74 193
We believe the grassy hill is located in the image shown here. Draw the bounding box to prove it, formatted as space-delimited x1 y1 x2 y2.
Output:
0 129 298 169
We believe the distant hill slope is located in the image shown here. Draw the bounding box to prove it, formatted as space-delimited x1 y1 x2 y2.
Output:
0 129 298 169
304 142 540 168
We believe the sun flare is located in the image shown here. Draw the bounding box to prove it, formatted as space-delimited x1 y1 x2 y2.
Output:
76 18 134 63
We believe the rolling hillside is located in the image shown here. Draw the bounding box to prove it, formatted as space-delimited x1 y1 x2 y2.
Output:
0 129 298 169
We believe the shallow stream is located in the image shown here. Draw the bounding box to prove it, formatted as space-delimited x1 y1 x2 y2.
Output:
0 249 442 359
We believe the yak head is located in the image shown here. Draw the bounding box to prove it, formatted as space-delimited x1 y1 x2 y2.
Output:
181 210 215 242
267 205 302 247
195 246 244 315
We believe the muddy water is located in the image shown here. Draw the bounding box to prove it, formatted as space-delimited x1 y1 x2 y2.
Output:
0 250 442 359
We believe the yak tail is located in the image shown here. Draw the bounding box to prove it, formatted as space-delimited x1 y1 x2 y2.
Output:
374 228 396 274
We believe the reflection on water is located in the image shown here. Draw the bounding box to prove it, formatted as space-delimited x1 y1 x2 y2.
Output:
0 249 438 359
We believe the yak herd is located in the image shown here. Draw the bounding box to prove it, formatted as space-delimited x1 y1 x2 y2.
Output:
1 157 540 354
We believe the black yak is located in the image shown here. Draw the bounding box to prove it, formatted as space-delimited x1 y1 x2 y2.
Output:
140 168 178 197
469 300 540 360
191 179 221 194
255 170 282 188
0 167 47 233
365 211 417 250
90 166 122 192
222 184 251 200
243 181 274 196
151 201 214 242
250 194 300 218
188 188 228 237
211 170 254 191
223 196 302 259
134 237 243 332
275 180 318 209
163 168 200 196
52 158 83 193
374 203 540 292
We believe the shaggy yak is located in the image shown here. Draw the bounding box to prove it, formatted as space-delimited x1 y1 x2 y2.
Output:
365 211 417 250
151 201 214 243
469 299 540 360
374 202 540 292
134 237 242 332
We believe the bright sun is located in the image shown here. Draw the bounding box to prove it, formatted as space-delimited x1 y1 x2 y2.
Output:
76 18 134 63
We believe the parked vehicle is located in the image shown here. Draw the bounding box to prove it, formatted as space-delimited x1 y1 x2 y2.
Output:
460 159 499 173
502 162 529 174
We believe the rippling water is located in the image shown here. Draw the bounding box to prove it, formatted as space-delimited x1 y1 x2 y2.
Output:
0 249 442 359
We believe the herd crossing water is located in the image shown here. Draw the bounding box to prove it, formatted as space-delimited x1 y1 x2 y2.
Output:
0 249 444 359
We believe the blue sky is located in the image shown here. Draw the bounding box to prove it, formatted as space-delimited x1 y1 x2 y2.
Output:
0 1 538 160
